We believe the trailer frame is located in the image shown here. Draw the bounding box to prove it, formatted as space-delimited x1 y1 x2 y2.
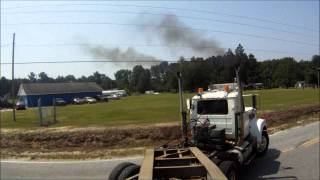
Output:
138 147 227 180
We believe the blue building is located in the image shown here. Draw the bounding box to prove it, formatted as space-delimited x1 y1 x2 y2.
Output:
17 82 103 107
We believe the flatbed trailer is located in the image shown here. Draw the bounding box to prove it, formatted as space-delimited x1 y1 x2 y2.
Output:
137 147 227 180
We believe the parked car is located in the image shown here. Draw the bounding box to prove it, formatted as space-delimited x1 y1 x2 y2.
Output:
55 98 67 106
83 97 97 103
16 100 26 110
0 100 13 109
107 94 120 100
73 97 85 104
94 95 108 102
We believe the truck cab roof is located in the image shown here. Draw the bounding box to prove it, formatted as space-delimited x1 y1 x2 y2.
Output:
192 90 239 100
192 83 240 100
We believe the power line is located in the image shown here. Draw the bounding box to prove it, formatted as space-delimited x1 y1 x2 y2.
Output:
2 22 318 47
1 50 317 66
2 3 319 32
0 60 176 65
2 10 314 38
0 43 316 55
246 49 315 56
5 43 225 48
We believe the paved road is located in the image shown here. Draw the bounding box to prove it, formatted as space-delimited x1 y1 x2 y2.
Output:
240 121 319 180
1 122 319 180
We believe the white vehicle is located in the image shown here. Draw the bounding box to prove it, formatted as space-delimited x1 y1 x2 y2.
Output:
109 69 268 180
184 71 268 179
188 83 268 147
83 97 96 103
104 94 120 100
102 90 127 97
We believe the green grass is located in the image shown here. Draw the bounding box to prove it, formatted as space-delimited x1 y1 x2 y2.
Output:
1 88 318 129
244 88 318 111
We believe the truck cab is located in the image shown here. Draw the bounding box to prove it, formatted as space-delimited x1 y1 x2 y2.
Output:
109 73 269 180
187 83 268 156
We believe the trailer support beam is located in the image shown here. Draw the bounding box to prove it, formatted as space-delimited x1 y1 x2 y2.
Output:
138 149 154 180
190 147 227 180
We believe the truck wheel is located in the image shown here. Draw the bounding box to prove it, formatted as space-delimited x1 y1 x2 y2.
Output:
117 164 140 180
256 131 269 157
219 161 239 180
108 162 134 180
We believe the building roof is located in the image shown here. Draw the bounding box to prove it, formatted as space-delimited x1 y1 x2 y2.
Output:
18 82 103 96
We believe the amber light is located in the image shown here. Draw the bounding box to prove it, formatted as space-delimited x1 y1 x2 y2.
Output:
197 88 204 94
223 85 230 92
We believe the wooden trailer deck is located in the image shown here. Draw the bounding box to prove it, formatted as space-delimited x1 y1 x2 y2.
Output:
137 147 227 180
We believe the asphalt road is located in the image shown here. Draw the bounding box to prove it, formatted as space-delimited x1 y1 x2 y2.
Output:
1 121 319 180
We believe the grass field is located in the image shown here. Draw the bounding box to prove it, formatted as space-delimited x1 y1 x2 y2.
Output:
1 88 318 129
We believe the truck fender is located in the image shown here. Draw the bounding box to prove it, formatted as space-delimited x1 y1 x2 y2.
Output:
227 149 244 165
249 118 267 143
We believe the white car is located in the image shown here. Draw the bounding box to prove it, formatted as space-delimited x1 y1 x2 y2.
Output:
107 94 120 100
83 97 96 104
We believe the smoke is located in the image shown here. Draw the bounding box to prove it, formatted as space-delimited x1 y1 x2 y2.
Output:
86 46 161 68
85 14 224 67
140 14 225 57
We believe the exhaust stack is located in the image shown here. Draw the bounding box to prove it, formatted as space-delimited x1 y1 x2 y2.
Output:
235 68 245 145
177 72 188 146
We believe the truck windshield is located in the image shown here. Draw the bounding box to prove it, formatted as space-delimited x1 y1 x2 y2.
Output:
197 100 228 115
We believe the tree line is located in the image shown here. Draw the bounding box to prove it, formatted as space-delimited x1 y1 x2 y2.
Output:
0 44 319 96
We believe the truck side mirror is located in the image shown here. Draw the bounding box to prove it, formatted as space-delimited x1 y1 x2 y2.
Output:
186 99 191 110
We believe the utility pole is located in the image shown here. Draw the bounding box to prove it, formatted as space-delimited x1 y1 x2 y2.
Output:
11 33 16 121
318 67 320 89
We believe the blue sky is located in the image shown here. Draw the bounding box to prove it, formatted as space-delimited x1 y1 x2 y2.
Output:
1 1 319 79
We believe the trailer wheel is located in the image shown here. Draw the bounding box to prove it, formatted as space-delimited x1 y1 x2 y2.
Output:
108 162 134 180
219 161 239 180
117 164 140 180
257 131 269 157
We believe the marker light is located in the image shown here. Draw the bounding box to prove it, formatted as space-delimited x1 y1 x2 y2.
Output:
224 85 230 92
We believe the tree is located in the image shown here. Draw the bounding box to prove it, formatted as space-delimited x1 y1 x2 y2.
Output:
259 60 275 88
65 75 76 82
246 54 260 83
131 65 151 93
235 44 245 56
307 55 320 85
100 74 115 90
0 44 319 96
137 69 151 93
28 72 37 82
115 69 132 91
273 57 300 88
235 44 249 84
150 61 169 91
0 77 11 96
225 48 234 56
92 71 102 85
38 72 53 83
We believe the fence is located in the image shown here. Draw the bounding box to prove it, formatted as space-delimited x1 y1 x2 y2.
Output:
37 98 57 126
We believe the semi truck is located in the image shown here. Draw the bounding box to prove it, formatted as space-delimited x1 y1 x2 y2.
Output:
109 68 269 180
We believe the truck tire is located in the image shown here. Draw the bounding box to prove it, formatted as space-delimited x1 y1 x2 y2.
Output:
117 164 140 180
256 131 269 157
219 161 239 180
108 162 134 180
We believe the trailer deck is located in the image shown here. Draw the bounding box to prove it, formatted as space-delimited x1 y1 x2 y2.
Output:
138 147 227 180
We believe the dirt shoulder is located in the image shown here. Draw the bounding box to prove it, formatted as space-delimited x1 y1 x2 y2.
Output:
1 104 319 160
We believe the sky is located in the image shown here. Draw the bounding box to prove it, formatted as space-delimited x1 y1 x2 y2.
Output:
1 1 319 79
